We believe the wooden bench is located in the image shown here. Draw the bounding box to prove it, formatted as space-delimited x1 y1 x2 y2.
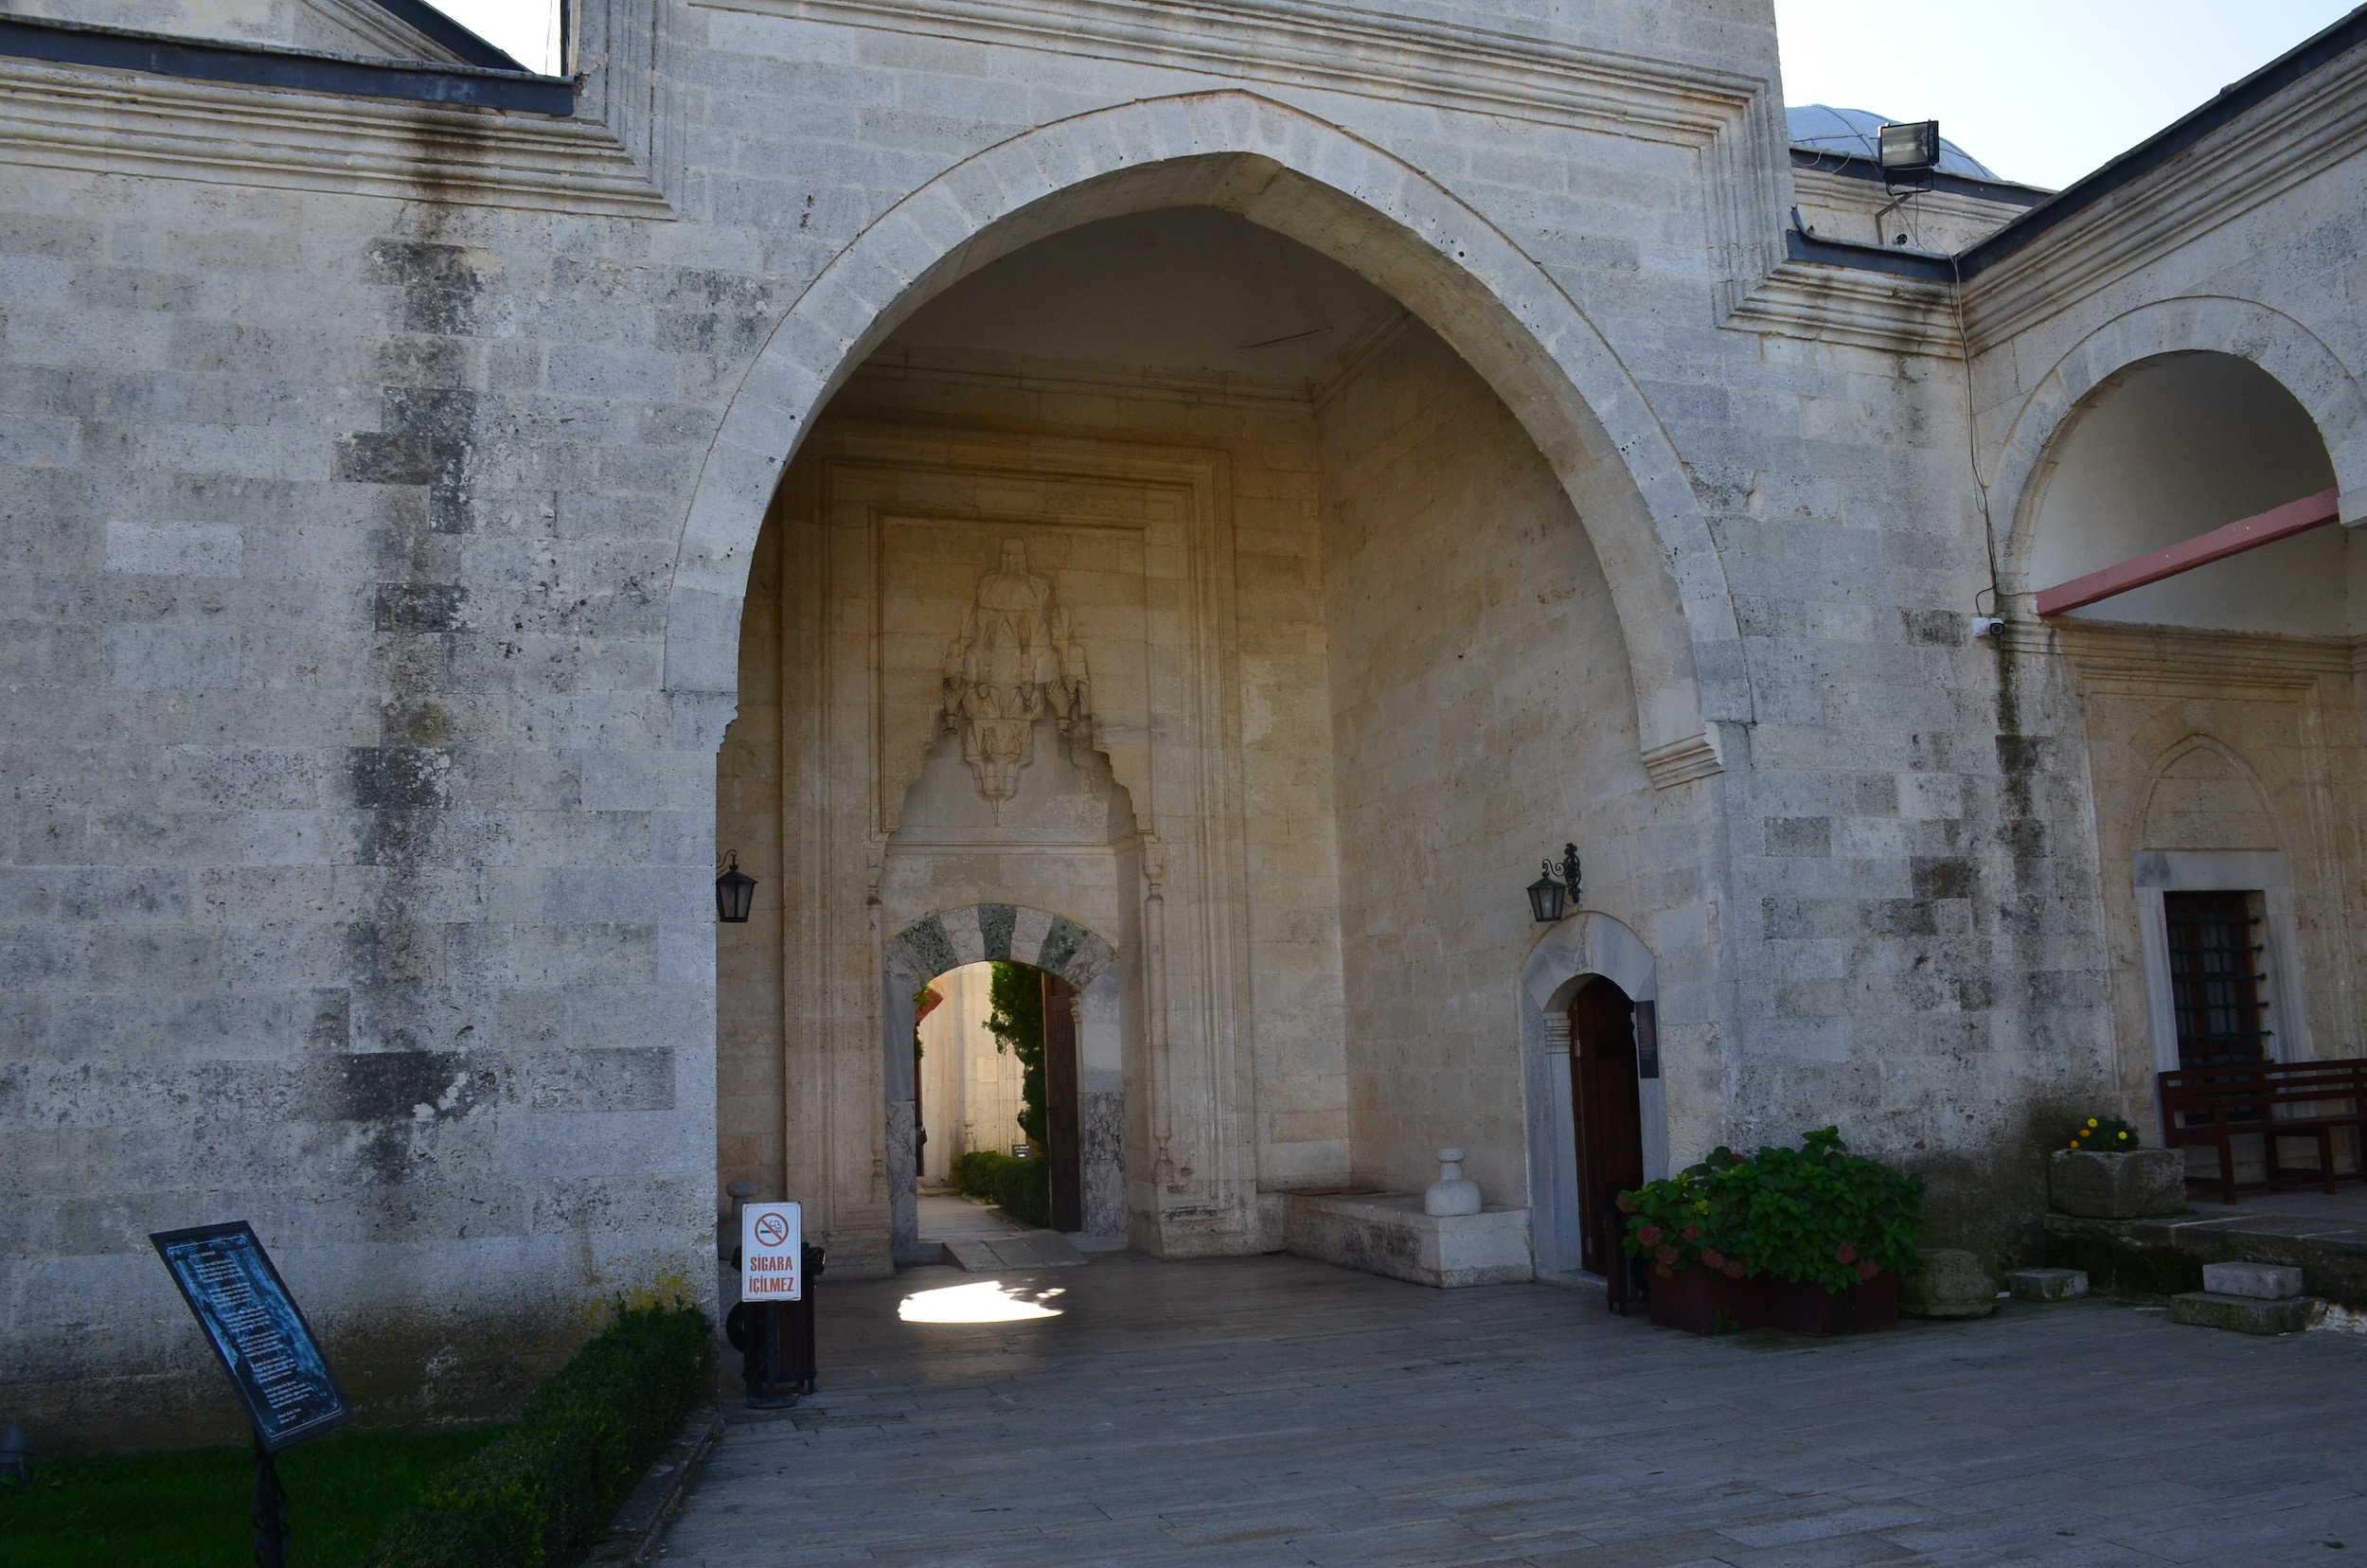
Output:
2157 1059 2367 1204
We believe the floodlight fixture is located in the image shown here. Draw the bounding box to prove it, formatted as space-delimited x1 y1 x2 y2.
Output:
1878 119 1941 185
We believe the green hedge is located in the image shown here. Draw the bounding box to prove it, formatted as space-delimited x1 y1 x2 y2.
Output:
951 1149 1012 1201
994 1155 1050 1229
365 1304 713 1568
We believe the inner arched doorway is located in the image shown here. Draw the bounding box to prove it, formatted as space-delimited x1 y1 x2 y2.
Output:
1520 913 1667 1283
882 908 1125 1262
913 960 1087 1238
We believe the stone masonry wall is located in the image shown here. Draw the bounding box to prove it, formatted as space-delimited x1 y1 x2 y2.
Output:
7 0 2361 1438
1317 318 1705 1203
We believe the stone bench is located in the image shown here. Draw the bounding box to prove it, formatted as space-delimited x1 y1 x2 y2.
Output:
1281 1190 1531 1288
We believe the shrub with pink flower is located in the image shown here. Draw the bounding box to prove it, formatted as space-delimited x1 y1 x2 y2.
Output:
1618 1127 1923 1294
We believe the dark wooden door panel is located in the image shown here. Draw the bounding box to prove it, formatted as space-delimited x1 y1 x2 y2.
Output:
1042 971 1083 1233
1569 977 1645 1282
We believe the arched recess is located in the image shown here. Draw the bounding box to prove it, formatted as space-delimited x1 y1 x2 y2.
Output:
664 89 1744 769
1518 912 1664 1281
2127 736 2314 1079
1992 294 2367 605
880 905 1124 1258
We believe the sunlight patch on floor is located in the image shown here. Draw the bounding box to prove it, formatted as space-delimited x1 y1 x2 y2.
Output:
897 1280 1066 1323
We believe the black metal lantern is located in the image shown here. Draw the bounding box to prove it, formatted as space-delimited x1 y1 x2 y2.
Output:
715 851 756 924
1526 843 1582 924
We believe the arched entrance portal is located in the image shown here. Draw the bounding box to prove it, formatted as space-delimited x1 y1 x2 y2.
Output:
1998 336 2359 1147
883 908 1125 1263
701 94 1726 1282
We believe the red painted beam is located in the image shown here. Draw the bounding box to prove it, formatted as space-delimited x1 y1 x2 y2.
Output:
2035 487 2343 616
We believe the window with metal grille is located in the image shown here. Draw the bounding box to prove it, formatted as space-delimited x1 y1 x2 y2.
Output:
2164 889 2272 1069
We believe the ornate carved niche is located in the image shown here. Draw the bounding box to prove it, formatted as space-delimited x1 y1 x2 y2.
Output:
938 538 1095 815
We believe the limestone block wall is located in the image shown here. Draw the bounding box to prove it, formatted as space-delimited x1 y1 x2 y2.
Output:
2034 629 2367 1125
0 175 726 1450
1957 80 2367 1187
1789 167 2038 255
1316 319 1709 1204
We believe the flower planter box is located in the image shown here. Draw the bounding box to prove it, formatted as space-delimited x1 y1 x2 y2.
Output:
2048 1148 2185 1219
1646 1264 1730 1335
1646 1267 1899 1337
1758 1270 1899 1335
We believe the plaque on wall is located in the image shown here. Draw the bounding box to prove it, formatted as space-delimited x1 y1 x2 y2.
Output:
1634 1000 1661 1079
151 1221 350 1451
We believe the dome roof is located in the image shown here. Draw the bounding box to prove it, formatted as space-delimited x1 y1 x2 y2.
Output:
1786 104 2000 181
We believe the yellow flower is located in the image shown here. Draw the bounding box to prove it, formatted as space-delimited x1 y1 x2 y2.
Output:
2115 1131 2128 1141
2086 1117 2098 1128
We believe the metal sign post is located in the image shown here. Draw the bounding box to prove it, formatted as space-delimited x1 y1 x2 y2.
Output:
151 1221 350 1566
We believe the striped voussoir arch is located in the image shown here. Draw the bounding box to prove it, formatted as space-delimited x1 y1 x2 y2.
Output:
882 904 1116 991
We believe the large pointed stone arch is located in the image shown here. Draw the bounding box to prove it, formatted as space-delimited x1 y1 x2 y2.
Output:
663 89 1744 770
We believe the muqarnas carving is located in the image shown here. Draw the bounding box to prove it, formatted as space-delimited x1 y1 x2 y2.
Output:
939 539 1093 813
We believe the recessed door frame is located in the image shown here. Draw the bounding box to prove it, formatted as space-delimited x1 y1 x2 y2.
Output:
1520 913 1664 1281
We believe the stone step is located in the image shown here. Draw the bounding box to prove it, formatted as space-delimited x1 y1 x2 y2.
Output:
941 1231 1087 1273
2004 1268 2089 1302
2201 1260 2306 1300
2170 1291 2314 1336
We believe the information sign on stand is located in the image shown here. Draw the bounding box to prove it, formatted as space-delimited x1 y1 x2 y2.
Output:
740 1202 803 1300
152 1221 349 1568
151 1221 349 1450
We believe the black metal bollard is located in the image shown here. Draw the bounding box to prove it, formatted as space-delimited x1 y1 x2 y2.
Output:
729 1243 825 1407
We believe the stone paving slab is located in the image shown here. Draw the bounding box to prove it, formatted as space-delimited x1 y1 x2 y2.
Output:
917 1193 1031 1242
941 1232 1088 1272
659 1254 2367 1566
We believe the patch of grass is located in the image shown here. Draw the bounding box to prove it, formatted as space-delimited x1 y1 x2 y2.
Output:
0 1427 506 1568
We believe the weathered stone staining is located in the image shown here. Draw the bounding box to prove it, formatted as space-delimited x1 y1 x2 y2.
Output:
1902 1248 2000 1320
3 0 2365 1444
2048 1149 2188 1221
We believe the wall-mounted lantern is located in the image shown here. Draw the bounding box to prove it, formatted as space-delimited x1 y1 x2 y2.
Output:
716 851 756 924
1526 844 1582 924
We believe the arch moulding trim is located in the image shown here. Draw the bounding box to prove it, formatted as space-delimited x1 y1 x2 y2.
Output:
662 88 1746 771
882 903 1117 992
1989 294 2367 602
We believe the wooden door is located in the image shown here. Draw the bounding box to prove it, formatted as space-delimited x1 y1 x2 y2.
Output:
1041 971 1083 1233
1568 977 1646 1279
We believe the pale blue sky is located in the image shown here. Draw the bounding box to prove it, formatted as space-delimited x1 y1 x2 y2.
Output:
1773 0 2359 189
447 0 2358 193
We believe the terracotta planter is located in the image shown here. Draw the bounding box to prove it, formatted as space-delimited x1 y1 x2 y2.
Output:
1646 1266 1899 1336
2048 1148 2185 1219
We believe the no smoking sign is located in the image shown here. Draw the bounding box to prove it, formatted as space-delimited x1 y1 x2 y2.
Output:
740 1202 802 1300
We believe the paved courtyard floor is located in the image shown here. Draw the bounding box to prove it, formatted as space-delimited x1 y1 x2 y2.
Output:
660 1252 2367 1567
